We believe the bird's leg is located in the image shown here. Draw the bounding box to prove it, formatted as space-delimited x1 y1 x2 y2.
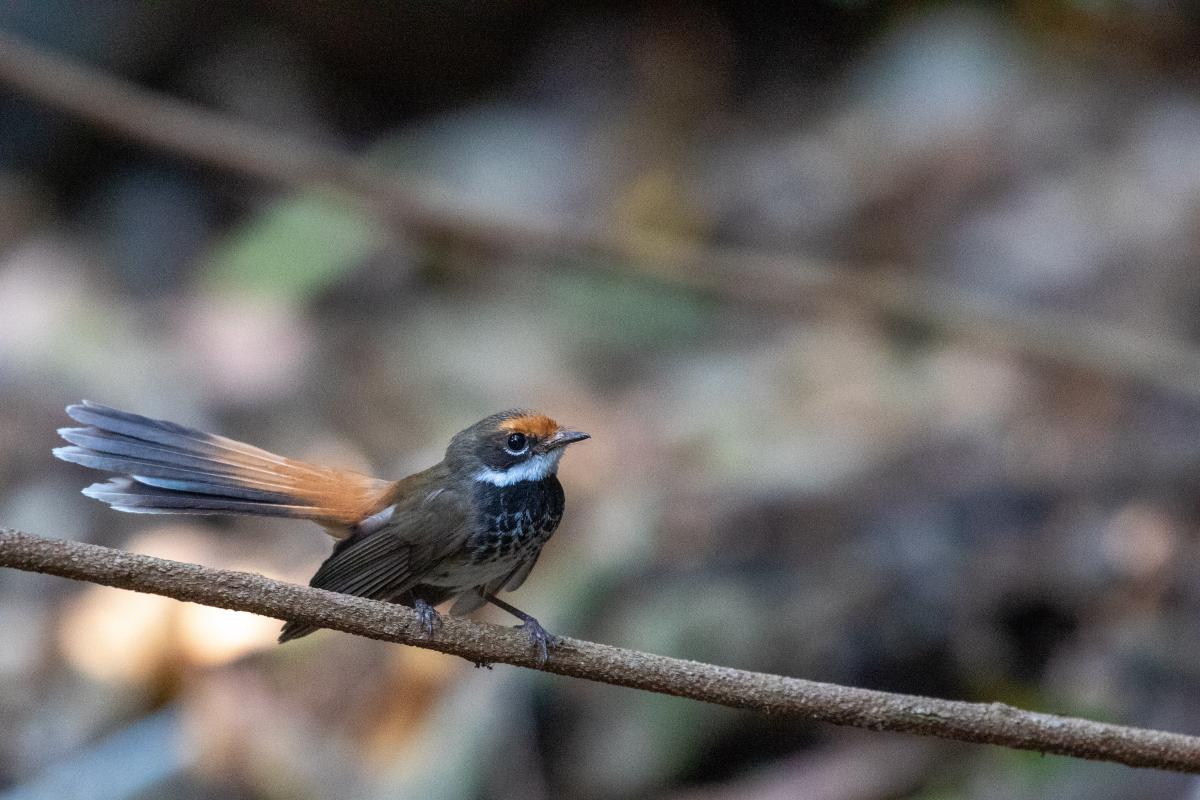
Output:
413 597 441 637
486 595 559 664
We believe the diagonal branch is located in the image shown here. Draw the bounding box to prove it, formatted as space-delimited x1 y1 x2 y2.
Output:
3 31 1200 398
2 528 1199 773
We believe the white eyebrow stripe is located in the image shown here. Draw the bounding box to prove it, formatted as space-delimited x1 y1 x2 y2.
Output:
474 451 563 487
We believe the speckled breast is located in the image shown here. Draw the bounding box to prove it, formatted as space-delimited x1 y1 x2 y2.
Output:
418 476 565 595
468 476 564 568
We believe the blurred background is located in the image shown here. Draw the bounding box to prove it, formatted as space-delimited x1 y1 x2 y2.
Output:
3 1 1200 798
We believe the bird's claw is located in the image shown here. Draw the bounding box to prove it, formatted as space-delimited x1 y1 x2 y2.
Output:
413 598 441 637
517 617 560 665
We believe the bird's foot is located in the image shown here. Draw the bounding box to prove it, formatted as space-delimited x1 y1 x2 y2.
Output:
482 594 561 665
413 598 442 637
517 616 560 665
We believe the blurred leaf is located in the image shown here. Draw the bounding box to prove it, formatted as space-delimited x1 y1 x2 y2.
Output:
550 267 712 350
203 192 380 302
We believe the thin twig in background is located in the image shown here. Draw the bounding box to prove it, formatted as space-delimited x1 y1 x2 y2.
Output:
2 31 1200 398
2 528 1200 773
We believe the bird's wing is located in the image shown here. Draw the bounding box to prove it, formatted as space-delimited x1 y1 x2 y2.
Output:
278 485 470 641
278 527 421 642
307 482 470 599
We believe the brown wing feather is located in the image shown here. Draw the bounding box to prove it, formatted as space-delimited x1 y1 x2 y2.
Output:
278 478 471 640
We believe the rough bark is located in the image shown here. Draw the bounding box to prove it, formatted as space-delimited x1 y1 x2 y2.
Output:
2 528 1199 772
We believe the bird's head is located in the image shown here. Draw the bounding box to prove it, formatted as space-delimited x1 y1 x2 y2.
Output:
446 410 590 486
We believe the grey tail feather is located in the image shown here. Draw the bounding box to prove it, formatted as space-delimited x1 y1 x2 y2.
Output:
76 478 318 517
55 401 380 644
54 401 324 519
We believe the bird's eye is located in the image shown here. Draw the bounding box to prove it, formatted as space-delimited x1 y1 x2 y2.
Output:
505 432 528 454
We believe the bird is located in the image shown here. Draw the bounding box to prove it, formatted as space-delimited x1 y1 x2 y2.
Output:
53 401 590 661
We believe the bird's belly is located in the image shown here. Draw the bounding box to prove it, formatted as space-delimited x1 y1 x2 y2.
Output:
425 524 554 594
422 554 530 590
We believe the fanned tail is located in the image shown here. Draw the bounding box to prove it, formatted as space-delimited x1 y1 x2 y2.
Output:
54 401 394 534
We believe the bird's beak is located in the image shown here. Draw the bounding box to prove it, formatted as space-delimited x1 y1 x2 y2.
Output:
541 429 590 451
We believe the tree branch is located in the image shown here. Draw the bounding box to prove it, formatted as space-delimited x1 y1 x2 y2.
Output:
2 528 1199 772
3 31 1200 398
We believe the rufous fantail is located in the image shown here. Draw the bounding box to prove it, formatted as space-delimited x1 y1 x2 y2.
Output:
54 402 590 661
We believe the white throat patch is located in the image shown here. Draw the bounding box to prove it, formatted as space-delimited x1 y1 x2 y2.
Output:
474 451 564 487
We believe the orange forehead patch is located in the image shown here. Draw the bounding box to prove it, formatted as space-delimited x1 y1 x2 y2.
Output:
499 414 560 439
